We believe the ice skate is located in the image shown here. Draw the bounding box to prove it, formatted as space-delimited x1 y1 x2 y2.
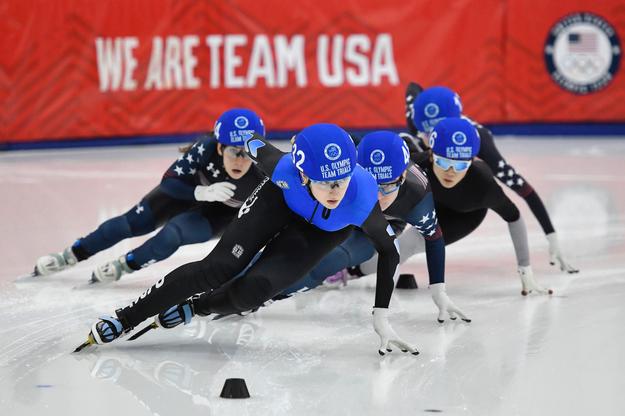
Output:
128 297 197 341
34 247 78 276
322 269 349 288
91 256 133 283
322 267 363 289
74 315 127 352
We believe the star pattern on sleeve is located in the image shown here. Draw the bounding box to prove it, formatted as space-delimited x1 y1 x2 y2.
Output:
414 209 439 239
167 143 206 177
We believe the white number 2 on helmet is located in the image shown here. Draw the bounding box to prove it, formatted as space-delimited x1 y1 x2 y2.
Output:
291 143 306 172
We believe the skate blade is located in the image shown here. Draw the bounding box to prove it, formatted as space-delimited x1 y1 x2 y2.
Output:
73 334 96 353
72 279 101 291
14 269 40 283
128 322 158 341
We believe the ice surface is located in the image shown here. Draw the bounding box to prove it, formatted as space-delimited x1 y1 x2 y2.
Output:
1 138 624 416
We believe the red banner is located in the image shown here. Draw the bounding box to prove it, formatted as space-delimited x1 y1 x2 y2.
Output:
1 0 623 143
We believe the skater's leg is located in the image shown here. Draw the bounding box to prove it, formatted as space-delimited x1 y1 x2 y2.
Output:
194 220 352 316
92 209 215 282
115 179 290 328
280 229 375 294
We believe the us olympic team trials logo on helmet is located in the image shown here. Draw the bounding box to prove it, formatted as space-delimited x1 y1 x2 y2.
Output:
324 143 342 161
452 131 467 145
234 116 249 129
424 103 440 118
370 149 385 165
545 12 621 94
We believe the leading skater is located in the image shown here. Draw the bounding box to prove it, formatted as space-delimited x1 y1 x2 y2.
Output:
272 129 470 323
31 108 266 283
78 123 418 356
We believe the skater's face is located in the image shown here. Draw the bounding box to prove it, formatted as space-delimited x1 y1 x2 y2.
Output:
431 154 471 188
305 175 351 209
377 171 407 211
218 144 253 179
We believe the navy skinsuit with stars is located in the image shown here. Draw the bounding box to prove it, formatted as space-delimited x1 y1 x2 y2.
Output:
71 134 264 270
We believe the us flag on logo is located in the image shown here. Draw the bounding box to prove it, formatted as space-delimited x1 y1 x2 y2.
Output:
568 32 598 53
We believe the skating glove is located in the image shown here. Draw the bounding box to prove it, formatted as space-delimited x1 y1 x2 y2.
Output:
517 265 553 296
429 283 471 323
372 308 419 356
194 182 236 202
546 232 579 274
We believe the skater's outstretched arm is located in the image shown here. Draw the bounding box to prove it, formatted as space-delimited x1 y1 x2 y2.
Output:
481 169 553 295
360 203 400 309
475 125 556 235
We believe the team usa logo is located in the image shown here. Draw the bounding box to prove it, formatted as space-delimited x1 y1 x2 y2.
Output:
234 116 250 129
370 149 386 165
452 131 467 145
424 103 440 118
324 143 342 161
544 12 621 94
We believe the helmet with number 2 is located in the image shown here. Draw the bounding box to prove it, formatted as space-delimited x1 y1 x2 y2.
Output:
357 131 410 183
291 123 357 181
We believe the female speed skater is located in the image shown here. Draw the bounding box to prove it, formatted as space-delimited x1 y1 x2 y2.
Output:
75 123 418 356
348 117 554 296
30 108 266 283
404 84 577 274
273 129 471 323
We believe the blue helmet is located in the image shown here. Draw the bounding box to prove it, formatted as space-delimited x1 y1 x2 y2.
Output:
292 123 357 181
214 108 265 146
412 86 463 133
357 131 410 183
429 117 480 160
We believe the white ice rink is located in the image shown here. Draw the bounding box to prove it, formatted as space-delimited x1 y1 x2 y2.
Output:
1 137 624 416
